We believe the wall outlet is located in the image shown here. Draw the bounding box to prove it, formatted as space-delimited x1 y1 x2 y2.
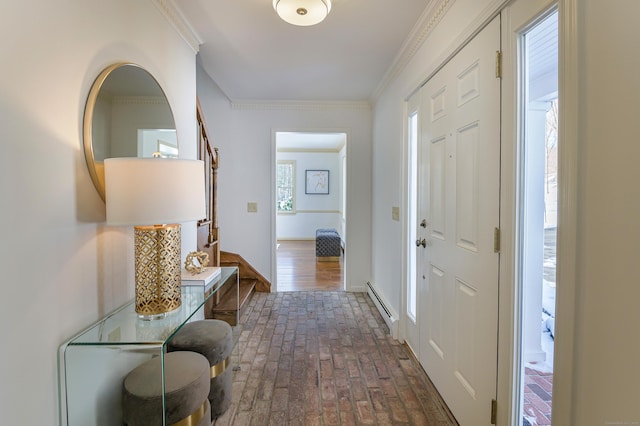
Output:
392 206 400 221
247 202 258 213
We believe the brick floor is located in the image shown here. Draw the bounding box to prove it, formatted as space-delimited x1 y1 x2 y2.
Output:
214 291 458 425
523 227 556 426
523 367 553 426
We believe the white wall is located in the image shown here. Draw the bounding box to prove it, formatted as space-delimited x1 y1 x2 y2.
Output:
0 1 197 424
197 63 372 291
570 1 640 423
276 151 341 240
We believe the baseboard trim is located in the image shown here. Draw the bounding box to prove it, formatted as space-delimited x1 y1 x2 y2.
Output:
366 281 399 339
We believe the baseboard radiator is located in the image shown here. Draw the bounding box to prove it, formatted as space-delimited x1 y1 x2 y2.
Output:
366 281 399 339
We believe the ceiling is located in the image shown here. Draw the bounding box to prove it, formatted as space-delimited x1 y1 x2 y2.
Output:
172 0 434 102
527 10 558 102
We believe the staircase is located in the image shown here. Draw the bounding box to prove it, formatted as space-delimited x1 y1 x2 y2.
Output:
213 251 270 325
196 98 270 326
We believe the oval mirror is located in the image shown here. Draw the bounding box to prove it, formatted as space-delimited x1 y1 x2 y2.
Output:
84 63 178 201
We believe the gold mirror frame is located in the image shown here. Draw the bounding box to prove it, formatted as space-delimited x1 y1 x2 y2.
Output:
83 63 177 201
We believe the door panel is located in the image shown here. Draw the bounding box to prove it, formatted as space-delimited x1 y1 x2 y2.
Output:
428 264 446 359
430 136 447 240
455 277 478 398
417 16 501 425
456 122 480 252
457 62 480 106
431 86 448 122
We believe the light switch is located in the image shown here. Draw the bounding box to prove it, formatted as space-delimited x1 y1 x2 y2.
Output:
392 206 400 221
247 202 258 213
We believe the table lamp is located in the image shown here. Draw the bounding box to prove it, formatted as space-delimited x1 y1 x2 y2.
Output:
104 157 205 319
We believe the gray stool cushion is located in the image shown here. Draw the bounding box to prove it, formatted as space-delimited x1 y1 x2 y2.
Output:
316 228 341 257
123 351 210 426
168 319 233 419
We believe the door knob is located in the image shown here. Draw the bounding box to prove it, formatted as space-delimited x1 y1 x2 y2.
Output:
415 238 427 248
420 219 428 228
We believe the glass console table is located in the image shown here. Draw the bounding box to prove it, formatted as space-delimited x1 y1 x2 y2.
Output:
59 267 238 426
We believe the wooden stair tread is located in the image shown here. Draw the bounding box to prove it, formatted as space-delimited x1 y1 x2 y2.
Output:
212 278 256 312
220 251 271 292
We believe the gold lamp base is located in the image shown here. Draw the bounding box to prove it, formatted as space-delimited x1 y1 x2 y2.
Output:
134 224 182 319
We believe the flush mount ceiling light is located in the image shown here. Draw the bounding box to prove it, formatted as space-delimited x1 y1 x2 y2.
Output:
273 0 332 26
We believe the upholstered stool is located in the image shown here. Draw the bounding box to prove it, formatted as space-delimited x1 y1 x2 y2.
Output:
168 319 233 419
122 351 211 426
315 228 341 261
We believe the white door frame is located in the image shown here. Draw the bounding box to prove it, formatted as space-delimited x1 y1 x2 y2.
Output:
498 0 578 424
400 0 579 424
270 128 351 293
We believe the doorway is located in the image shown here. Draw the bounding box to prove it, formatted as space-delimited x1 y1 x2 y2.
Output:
518 9 558 426
274 131 347 292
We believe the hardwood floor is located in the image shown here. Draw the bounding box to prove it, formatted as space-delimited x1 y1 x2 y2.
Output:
277 240 343 292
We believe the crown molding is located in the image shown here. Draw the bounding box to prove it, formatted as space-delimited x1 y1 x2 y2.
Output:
231 100 371 111
153 0 202 53
371 0 455 101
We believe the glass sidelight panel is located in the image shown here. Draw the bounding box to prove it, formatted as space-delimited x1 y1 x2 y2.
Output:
519 9 558 426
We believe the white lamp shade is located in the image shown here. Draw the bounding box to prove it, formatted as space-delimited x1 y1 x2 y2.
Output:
104 158 205 226
273 0 331 26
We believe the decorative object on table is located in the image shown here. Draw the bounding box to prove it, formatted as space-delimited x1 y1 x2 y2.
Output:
181 266 222 287
105 157 205 320
305 169 329 194
272 0 331 27
185 250 210 274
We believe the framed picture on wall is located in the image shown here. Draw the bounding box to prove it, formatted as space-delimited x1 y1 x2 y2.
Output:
305 170 329 194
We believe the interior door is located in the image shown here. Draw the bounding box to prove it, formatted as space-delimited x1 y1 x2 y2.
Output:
417 16 501 425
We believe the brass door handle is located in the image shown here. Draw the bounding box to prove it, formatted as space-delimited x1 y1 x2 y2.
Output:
415 239 427 248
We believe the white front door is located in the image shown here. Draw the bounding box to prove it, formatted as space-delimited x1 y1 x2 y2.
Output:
417 16 501 425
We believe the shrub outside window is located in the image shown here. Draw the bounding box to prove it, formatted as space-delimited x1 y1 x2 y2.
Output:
277 160 295 213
